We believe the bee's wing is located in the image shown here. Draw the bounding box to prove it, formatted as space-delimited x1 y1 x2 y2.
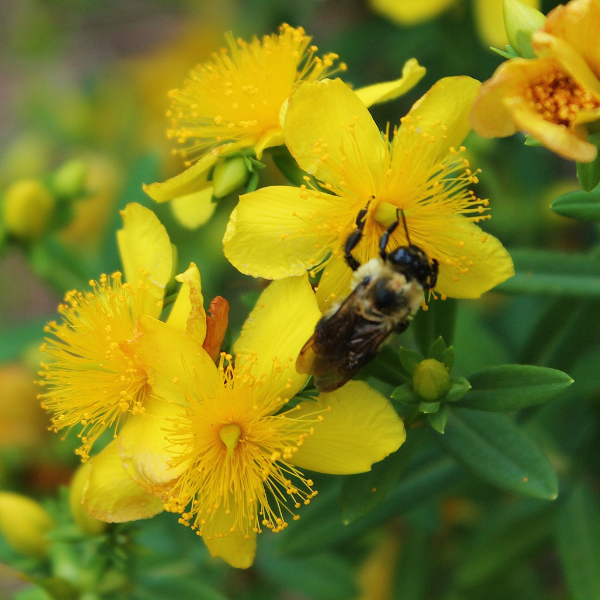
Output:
297 286 395 393
312 320 394 392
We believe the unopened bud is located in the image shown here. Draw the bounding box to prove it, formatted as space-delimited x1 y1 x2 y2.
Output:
51 159 88 198
3 179 55 241
413 358 451 402
69 463 106 536
503 0 546 58
212 157 250 198
0 492 55 558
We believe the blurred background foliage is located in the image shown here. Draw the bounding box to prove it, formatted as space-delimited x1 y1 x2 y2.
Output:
0 0 599 599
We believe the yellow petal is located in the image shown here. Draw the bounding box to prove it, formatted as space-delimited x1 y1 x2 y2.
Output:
474 0 540 48
118 398 188 496
131 315 220 405
166 262 206 346
143 149 219 203
254 128 285 158
354 59 426 107
394 76 481 168
116 202 172 319
509 96 599 162
285 78 386 198
533 31 600 97
432 218 515 298
541 0 600 82
290 381 406 474
470 58 553 138
370 0 458 25
170 187 216 230
83 440 163 522
223 186 341 279
234 276 321 403
314 254 353 313
201 503 257 569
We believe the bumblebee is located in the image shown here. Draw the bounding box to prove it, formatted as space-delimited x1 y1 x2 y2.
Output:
296 204 439 392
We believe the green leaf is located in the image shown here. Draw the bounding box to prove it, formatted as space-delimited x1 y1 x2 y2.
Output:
419 401 440 414
495 249 600 297
556 482 600 600
440 346 455 369
340 427 424 523
456 500 554 589
260 552 357 600
391 382 420 405
399 347 424 376
270 146 310 187
576 132 600 191
551 186 600 221
427 336 446 361
412 298 457 354
20 577 79 600
445 377 471 402
428 405 448 433
278 452 463 555
455 365 573 411
358 345 410 386
524 134 544 147
436 408 558 500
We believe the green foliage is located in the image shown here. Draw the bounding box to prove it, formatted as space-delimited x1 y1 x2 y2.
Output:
437 408 558 500
576 132 600 192
552 186 600 221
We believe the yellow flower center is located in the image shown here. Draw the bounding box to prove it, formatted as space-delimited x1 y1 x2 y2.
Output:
525 68 600 126
164 354 321 538
38 272 149 461
166 24 346 166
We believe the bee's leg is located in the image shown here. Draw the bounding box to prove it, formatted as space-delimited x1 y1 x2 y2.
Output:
394 320 410 335
424 258 439 290
344 203 370 271
379 212 400 260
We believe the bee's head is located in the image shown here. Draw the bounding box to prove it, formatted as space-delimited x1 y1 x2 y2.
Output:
387 244 434 287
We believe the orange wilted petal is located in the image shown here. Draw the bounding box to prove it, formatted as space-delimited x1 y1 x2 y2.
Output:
203 296 230 362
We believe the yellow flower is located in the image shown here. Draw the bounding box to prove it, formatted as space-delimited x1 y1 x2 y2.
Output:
84 276 406 568
369 0 540 48
224 77 514 309
38 202 187 461
143 24 426 229
470 0 600 163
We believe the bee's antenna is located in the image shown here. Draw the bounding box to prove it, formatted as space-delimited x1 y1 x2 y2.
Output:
399 208 412 246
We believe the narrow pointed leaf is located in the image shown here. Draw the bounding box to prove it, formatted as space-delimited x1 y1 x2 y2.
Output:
576 132 600 192
552 186 600 221
455 365 573 411
437 408 558 500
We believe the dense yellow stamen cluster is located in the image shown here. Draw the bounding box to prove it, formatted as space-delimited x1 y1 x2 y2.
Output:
525 68 600 126
38 272 149 461
166 23 346 165
285 115 490 295
163 353 323 538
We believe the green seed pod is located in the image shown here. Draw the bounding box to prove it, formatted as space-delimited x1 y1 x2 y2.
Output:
0 491 55 558
413 358 451 402
212 157 250 198
3 179 55 241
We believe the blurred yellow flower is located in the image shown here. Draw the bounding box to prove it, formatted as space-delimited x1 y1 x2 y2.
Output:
224 77 514 310
369 0 540 47
84 276 406 568
470 0 600 163
143 24 426 229
38 203 175 461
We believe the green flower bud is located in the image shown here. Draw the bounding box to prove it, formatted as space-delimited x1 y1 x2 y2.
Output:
212 157 250 198
51 159 88 198
3 179 55 241
0 491 55 558
69 463 106 536
503 0 546 58
413 358 451 402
